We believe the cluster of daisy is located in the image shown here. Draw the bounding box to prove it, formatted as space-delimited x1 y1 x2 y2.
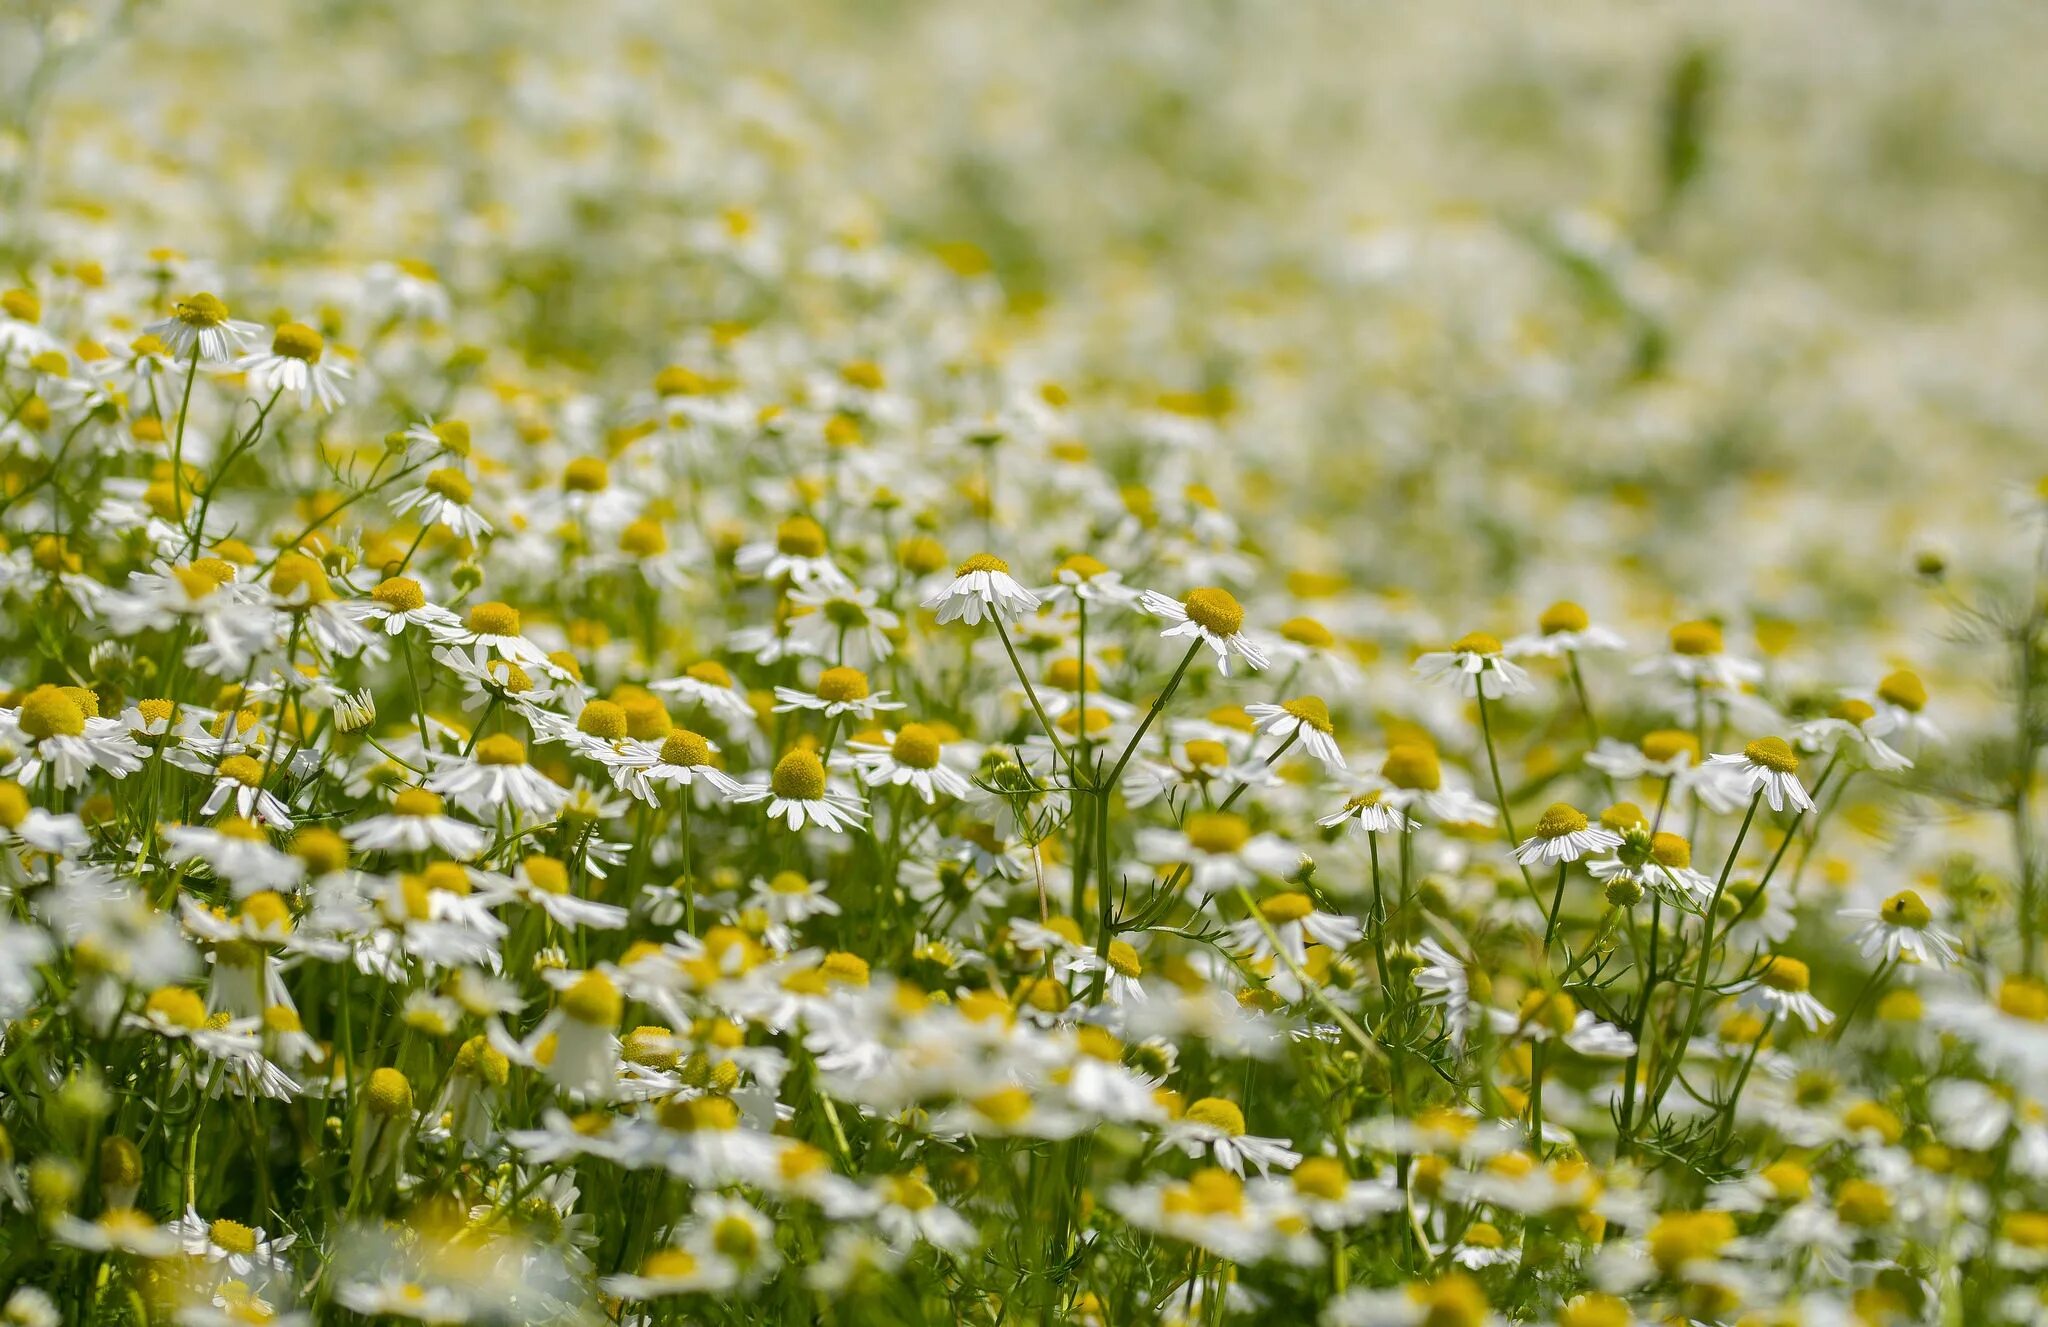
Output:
3 2 2048 1325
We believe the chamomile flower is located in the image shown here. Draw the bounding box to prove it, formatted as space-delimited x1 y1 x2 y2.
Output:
1635 619 1763 690
427 735 570 821
344 787 489 857
1139 586 1270 674
1705 736 1814 813
145 293 262 362
601 727 748 805
1224 890 1362 967
198 754 294 825
232 322 349 411
735 514 850 591
390 466 493 541
345 576 463 636
848 723 975 802
1838 889 1960 967
1136 811 1299 902
1737 956 1834 1031
1791 698 1911 771
1246 697 1345 768
734 749 869 833
1369 743 1496 825
1413 632 1533 699
772 666 904 720
1036 553 1139 607
650 659 758 728
0 685 147 789
1167 1096 1302 1175
1505 600 1627 659
785 584 900 664
922 553 1040 625
1514 802 1622 866
1317 788 1418 834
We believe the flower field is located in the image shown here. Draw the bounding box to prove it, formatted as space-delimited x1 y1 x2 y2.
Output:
3 2 2048 1323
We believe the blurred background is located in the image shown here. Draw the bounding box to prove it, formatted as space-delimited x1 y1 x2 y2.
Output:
5 0 2047 641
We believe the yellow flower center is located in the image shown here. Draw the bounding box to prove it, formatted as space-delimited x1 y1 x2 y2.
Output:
1669 620 1724 656
1291 1157 1349 1201
1280 616 1335 648
146 986 208 1030
1759 955 1811 993
391 788 444 817
1879 889 1933 930
465 601 520 635
1997 978 2048 1022
1535 802 1589 838
1281 696 1333 733
1184 811 1251 856
270 322 323 362
1877 669 1927 712
1259 891 1315 924
473 734 527 766
890 723 943 770
956 552 1010 576
172 292 232 328
660 730 712 767
17 685 85 739
1184 1096 1246 1136
562 457 609 492
815 666 870 704
576 701 627 741
365 1067 414 1117
1650 832 1692 869
1181 587 1246 637
771 749 828 801
973 1086 1034 1128
424 467 473 504
217 755 264 787
373 576 427 612
775 516 826 557
1107 940 1143 979
1382 743 1441 791
1451 631 1502 655
522 856 569 894
1648 1210 1735 1273
560 972 622 1026
1743 736 1799 774
1539 601 1591 635
209 1218 258 1255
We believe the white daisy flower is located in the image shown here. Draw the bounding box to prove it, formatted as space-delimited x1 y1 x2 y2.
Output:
772 666 904 720
344 787 490 857
1139 585 1269 674
1223 891 1362 968
598 728 748 806
1035 552 1140 608
1736 955 1834 1031
427 734 570 821
1413 631 1532 699
1245 697 1345 769
734 514 850 592
1503 600 1627 659
231 321 349 411
733 750 869 834
1317 788 1417 835
1513 802 1622 866
922 553 1041 625
1167 1097 1301 1175
847 723 975 802
390 466 493 541
1705 736 1814 813
144 292 262 361
1838 889 1960 967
